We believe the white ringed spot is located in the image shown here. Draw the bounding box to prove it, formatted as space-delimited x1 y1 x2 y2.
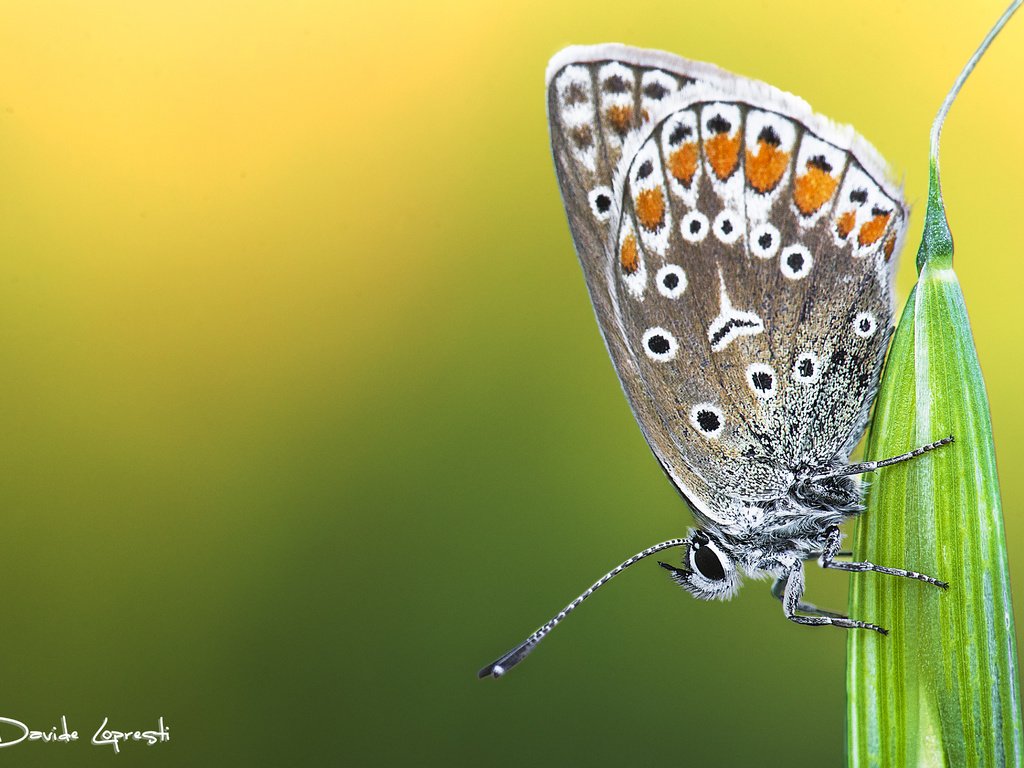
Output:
780 243 813 280
588 186 614 221
746 363 777 399
642 327 678 362
655 265 687 299
749 223 780 259
713 209 743 245
853 312 877 338
680 210 709 243
793 352 821 384
689 403 724 438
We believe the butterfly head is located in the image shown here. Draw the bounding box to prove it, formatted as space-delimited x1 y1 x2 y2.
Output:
659 529 742 601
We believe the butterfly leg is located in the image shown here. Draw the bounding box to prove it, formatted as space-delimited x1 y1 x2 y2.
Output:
770 577 845 618
780 565 888 634
813 436 954 480
818 526 949 589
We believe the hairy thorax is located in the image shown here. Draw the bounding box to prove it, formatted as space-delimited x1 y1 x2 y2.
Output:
719 474 862 574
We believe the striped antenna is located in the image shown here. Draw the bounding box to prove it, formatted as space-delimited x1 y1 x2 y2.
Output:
478 537 688 679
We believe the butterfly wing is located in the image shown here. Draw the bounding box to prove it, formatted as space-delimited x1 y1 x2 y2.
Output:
547 45 907 528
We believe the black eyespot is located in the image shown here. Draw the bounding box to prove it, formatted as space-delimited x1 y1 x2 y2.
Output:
643 328 678 360
637 160 654 180
853 312 877 338
799 358 814 378
643 82 669 100
720 219 733 235
668 124 692 145
707 115 731 134
693 542 726 581
787 252 805 271
696 409 720 433
757 125 781 146
564 83 590 108
850 188 868 204
807 155 832 173
648 335 671 354
656 267 687 299
595 194 611 213
689 218 702 234
604 75 628 93
751 371 773 392
758 232 773 249
871 205 890 217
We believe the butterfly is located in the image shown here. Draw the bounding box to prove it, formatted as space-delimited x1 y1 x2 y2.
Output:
478 45 952 680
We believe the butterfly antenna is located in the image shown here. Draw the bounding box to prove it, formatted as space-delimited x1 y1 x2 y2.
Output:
477 537 688 679
812 435 954 481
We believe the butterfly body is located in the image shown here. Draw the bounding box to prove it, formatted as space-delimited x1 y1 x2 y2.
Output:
477 45 949 679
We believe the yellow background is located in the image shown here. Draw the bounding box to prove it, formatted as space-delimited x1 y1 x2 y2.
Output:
0 1 1020 765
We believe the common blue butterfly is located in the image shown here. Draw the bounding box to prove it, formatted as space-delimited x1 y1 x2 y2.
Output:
479 45 950 680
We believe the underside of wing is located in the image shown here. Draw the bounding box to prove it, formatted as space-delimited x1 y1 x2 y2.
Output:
547 45 908 524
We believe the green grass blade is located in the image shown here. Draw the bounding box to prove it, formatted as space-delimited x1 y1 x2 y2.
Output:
847 250 1022 766
847 4 1023 764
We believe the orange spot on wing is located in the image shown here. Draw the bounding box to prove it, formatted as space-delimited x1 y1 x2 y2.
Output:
606 105 634 137
705 133 741 180
635 188 665 231
745 141 790 193
836 210 857 239
883 234 897 261
858 212 891 247
793 168 839 215
620 234 639 274
668 143 698 187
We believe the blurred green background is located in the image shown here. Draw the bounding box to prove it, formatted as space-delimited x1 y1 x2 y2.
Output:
0 1 1021 765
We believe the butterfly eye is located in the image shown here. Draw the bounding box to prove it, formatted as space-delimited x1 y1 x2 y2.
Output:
692 541 726 581
665 530 741 601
